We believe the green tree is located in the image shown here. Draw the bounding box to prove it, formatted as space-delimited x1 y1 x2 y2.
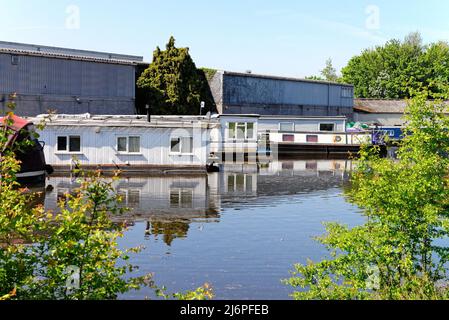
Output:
285 93 449 300
342 32 449 99
305 75 325 81
321 58 340 82
137 36 215 115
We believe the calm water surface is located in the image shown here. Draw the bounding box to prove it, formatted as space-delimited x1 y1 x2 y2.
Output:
44 159 364 300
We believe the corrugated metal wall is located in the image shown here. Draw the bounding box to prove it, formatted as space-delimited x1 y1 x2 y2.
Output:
0 53 135 97
215 73 353 117
0 53 137 115
223 74 352 107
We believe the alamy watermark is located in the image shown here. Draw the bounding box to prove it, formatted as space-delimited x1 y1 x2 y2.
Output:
365 5 380 31
65 265 81 294
366 265 380 290
65 5 81 30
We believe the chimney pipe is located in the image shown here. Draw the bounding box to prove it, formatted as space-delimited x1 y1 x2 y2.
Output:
145 104 151 123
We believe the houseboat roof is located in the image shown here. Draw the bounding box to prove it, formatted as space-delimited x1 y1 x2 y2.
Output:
30 114 219 129
0 114 32 131
259 115 347 121
218 114 261 118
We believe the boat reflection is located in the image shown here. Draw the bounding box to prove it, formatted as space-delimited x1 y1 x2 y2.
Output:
43 159 353 246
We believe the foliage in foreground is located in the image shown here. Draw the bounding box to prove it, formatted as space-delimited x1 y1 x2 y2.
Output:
0 110 213 300
285 93 449 300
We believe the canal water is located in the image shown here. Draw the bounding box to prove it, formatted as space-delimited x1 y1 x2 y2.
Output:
43 159 365 300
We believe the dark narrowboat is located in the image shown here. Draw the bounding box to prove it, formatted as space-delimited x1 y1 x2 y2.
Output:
0 114 53 184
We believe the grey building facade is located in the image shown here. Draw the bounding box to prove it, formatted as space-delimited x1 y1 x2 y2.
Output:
0 41 145 116
209 71 354 118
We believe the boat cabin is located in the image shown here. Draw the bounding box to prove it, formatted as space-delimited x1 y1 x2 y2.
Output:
33 114 219 174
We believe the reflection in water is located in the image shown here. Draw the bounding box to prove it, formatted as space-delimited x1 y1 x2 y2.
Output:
44 160 352 247
42 159 360 299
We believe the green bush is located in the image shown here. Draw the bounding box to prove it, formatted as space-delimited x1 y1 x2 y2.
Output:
285 93 449 300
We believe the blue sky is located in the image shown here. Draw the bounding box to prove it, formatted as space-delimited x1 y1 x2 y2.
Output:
1 0 448 78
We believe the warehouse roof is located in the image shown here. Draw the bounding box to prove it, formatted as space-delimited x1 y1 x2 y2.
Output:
0 41 146 66
222 70 354 87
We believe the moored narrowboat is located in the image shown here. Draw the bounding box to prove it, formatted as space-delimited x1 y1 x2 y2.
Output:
0 114 52 184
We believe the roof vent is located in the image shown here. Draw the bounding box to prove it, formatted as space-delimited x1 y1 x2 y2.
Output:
245 70 252 74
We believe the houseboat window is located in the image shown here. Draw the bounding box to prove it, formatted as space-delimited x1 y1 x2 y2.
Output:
306 135 319 143
117 137 127 152
181 137 193 154
319 123 335 132
117 136 141 153
129 137 140 153
69 136 81 152
170 137 193 154
57 136 80 152
227 174 253 193
170 188 193 208
228 123 236 139
128 190 140 206
247 123 254 139
236 123 246 140
282 134 295 142
171 138 181 153
306 161 318 170
57 136 67 151
246 175 253 192
227 175 235 192
228 122 255 140
236 174 245 192
282 162 294 170
280 122 294 132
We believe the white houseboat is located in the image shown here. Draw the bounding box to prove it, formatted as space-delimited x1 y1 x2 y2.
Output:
33 114 219 174
31 113 373 174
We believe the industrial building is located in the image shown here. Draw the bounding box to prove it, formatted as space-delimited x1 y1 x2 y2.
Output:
0 41 146 116
208 71 354 118
354 99 449 127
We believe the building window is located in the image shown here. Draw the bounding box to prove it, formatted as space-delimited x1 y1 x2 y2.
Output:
341 87 353 98
117 136 140 153
57 136 81 152
283 134 295 142
319 123 335 132
280 122 294 132
170 137 193 154
306 135 319 143
228 122 255 140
